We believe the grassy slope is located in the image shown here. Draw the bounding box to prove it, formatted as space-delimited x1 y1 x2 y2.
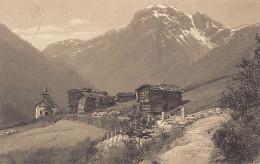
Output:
182 76 232 115
0 120 105 155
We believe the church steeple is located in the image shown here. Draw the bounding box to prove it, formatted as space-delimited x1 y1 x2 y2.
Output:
42 82 50 99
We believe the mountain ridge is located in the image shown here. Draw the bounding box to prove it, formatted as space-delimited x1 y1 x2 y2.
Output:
0 23 92 127
43 4 259 94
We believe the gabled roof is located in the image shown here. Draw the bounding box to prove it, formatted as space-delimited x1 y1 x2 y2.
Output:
35 98 57 109
136 84 183 93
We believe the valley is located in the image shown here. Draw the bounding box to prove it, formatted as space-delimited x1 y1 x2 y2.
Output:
0 3 259 164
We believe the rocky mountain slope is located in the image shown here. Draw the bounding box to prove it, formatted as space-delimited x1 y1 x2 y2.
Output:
0 23 92 127
44 5 238 93
181 23 259 86
44 5 259 94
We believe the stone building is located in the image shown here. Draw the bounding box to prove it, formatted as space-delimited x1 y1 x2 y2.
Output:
35 84 59 118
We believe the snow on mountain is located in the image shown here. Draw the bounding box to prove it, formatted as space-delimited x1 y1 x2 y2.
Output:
134 5 231 49
43 5 258 93
46 5 232 60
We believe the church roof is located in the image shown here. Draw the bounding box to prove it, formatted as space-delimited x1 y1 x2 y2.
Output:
35 99 57 109
36 84 58 109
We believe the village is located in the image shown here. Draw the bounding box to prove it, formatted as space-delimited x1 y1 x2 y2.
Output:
34 83 186 126
0 82 227 163
0 82 190 136
0 74 232 163
2 83 222 152
1 82 225 138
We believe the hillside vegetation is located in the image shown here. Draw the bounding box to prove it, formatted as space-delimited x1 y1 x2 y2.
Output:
0 23 92 127
212 35 260 163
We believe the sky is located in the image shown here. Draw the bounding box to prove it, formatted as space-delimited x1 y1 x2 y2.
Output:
0 0 259 50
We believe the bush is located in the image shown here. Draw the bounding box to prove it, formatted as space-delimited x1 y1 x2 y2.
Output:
213 118 260 163
70 137 98 163
142 128 183 156
93 140 143 164
96 95 116 109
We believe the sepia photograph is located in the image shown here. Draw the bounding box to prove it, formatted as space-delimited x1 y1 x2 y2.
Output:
0 0 259 163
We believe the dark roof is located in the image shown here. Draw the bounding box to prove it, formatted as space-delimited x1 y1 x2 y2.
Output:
116 92 136 97
35 99 57 109
66 88 92 93
66 88 109 98
92 91 108 96
136 84 183 93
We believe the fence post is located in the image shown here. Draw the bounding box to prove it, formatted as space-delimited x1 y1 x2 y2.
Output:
147 113 151 123
110 132 113 142
162 112 165 122
181 107 186 121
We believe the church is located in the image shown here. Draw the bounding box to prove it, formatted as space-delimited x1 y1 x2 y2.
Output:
35 84 59 118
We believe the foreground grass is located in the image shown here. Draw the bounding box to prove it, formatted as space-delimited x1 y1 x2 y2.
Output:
0 120 105 155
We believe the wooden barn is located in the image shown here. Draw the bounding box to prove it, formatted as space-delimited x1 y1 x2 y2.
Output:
116 92 136 103
135 84 183 114
66 88 116 113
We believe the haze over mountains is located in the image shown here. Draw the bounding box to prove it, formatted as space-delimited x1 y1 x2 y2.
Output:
0 23 92 127
44 5 259 93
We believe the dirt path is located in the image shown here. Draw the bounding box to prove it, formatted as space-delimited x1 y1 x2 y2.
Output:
159 114 229 164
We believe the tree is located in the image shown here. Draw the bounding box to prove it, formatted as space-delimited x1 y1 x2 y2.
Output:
213 35 260 163
220 34 260 120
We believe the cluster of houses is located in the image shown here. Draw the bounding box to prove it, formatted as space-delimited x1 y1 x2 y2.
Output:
35 83 183 118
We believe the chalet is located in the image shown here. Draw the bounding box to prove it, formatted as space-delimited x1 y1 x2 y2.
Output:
66 88 116 113
35 84 59 118
116 92 136 103
135 84 183 114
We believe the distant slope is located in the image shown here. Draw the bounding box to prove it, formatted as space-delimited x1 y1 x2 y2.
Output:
182 76 233 114
181 24 260 86
0 23 92 127
44 5 233 94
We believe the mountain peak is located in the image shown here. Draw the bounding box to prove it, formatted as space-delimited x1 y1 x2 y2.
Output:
145 4 182 15
146 4 168 10
131 4 190 26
